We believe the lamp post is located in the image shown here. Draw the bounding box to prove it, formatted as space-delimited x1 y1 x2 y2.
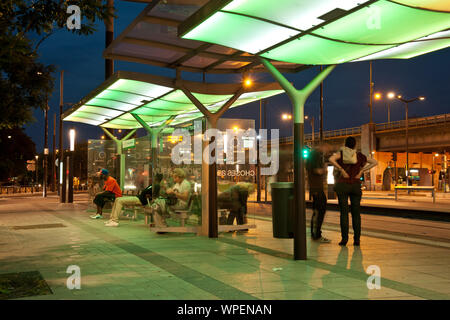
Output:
68 129 76 203
386 92 395 124
374 92 395 125
304 115 315 144
396 95 425 186
35 155 39 188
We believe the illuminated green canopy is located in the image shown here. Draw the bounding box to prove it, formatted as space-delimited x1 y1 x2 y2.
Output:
179 0 450 65
62 71 283 129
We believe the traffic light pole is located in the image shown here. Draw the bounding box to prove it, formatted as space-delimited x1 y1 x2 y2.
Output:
260 57 335 260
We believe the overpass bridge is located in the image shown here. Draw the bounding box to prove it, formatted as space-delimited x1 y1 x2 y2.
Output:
273 113 450 190
279 112 450 153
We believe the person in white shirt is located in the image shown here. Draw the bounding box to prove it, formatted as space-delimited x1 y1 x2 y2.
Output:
152 168 191 228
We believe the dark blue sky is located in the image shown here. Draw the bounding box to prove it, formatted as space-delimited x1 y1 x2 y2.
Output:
25 2 450 152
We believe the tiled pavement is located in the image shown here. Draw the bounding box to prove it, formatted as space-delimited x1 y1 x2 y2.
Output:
0 195 449 300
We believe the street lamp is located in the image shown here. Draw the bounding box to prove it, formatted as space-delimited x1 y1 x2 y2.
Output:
304 115 315 144
395 95 426 186
35 155 39 187
281 113 292 120
68 129 76 203
243 78 252 87
374 92 396 124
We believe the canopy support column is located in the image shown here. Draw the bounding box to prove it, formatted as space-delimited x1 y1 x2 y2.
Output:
259 58 335 260
131 114 175 186
101 127 136 190
179 85 244 238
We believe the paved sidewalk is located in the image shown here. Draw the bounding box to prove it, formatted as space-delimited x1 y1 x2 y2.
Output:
0 195 449 300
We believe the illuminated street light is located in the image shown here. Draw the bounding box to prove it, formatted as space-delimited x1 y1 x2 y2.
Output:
69 129 76 152
305 115 315 143
35 155 39 186
243 78 252 87
395 95 426 186
374 91 396 124
101 135 105 140
282 113 292 120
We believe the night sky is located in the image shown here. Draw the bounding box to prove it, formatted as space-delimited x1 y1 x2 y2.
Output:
25 2 450 152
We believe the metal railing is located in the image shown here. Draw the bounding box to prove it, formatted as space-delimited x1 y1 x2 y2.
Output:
375 113 450 132
0 186 41 194
278 126 361 144
0 185 88 195
275 113 450 144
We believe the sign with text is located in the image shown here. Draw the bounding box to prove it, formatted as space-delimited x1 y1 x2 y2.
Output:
123 139 135 150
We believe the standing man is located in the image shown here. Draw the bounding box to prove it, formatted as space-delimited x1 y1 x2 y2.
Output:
306 143 333 243
329 137 378 246
91 169 122 219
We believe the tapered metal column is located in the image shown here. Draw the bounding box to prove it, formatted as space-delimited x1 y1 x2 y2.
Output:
131 114 174 194
320 66 324 142
52 114 56 192
179 85 243 238
208 118 218 238
101 127 136 189
59 71 65 202
259 58 335 260
105 0 114 80
43 103 48 197
405 103 409 186
61 155 67 203
68 151 74 203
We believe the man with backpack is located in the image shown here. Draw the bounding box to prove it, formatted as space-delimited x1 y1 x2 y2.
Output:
329 137 377 246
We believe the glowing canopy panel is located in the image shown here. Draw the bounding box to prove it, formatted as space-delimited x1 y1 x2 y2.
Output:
62 71 283 129
179 0 450 65
103 0 307 73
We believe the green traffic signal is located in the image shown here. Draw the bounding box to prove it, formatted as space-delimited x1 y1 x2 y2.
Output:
302 148 309 158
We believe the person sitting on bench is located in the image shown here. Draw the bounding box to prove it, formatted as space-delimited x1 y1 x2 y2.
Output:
91 169 122 219
151 168 191 228
218 183 253 226
105 173 163 227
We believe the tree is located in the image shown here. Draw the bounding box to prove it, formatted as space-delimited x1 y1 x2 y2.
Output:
0 128 37 182
0 0 114 128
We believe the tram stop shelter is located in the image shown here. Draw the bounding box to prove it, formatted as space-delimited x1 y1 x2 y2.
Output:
64 0 450 260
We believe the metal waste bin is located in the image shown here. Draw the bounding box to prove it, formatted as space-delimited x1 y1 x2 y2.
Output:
270 182 294 239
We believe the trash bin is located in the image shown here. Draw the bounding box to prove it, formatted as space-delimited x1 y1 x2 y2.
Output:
270 182 294 239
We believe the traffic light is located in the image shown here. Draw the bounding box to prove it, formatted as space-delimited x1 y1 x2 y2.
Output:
391 152 397 162
302 147 310 159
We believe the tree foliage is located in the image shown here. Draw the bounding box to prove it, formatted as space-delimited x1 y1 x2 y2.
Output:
0 1 114 128
0 128 37 182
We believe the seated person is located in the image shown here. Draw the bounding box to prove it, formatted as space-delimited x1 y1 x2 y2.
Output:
91 169 122 219
151 168 191 228
104 173 163 227
218 183 254 226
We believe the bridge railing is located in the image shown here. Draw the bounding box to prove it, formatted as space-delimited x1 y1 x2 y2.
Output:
376 113 450 131
274 113 450 144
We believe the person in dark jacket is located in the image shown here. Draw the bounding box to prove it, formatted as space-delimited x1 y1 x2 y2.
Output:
329 137 377 246
306 142 333 243
105 173 163 227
